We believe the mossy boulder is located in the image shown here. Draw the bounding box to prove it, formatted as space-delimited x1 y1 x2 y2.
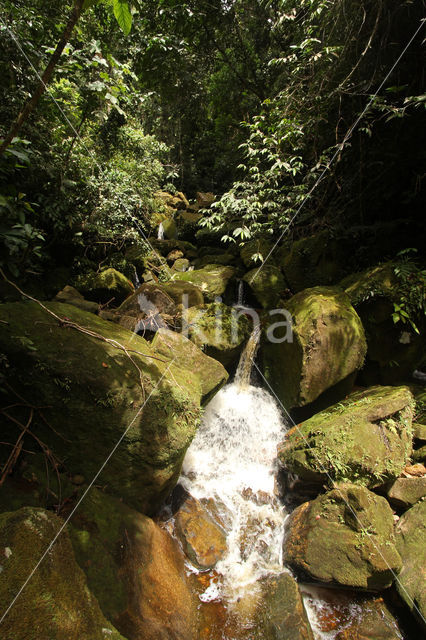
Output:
0 301 202 514
341 263 425 384
70 489 198 640
0 507 125 640
278 231 342 293
111 282 177 333
255 573 314 640
263 287 367 409
278 386 414 487
283 484 402 590
162 218 177 239
162 280 204 307
151 328 228 404
150 238 197 258
75 268 134 306
194 253 237 269
243 265 285 308
395 500 426 626
387 477 426 509
172 257 190 272
54 285 99 314
185 302 251 368
173 264 236 302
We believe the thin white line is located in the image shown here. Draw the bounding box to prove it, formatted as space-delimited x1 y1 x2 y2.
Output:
252 18 426 283
253 360 426 624
0 357 177 625
0 17 173 280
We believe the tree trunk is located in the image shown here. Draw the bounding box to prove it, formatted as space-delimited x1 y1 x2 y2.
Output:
0 0 85 156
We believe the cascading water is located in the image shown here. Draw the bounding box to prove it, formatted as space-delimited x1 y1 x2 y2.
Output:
157 222 165 240
180 326 289 605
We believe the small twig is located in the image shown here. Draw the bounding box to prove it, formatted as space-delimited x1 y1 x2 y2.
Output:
0 408 33 486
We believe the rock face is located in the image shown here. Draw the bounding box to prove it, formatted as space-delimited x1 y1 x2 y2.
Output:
185 302 251 367
174 495 227 570
278 386 414 487
255 572 314 640
387 477 426 509
70 489 198 640
151 328 228 404
263 287 367 409
75 267 134 305
342 263 425 385
55 285 99 313
173 264 236 301
283 484 402 590
0 507 125 640
243 265 285 308
0 301 203 514
395 500 426 625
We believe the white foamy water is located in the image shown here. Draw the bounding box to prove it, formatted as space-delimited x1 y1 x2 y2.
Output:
180 382 288 602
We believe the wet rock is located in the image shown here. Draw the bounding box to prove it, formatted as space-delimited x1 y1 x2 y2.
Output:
70 489 198 640
185 301 251 367
54 285 99 313
151 328 228 404
0 507 124 640
174 495 227 570
0 301 202 513
255 572 314 639
278 386 414 487
395 500 426 626
302 586 404 640
173 264 236 302
263 286 366 409
387 477 426 509
243 265 285 308
74 267 134 305
283 484 402 590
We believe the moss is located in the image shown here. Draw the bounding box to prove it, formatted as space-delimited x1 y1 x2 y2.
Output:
0 301 201 514
0 507 125 640
240 238 274 268
75 268 134 305
262 286 366 409
185 302 251 368
279 385 414 487
283 484 402 590
173 264 236 302
243 265 285 308
395 500 426 624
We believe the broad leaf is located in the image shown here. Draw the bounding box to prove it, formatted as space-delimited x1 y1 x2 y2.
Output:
113 0 132 36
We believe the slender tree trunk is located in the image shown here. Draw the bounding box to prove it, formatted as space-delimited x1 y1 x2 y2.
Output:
0 0 85 156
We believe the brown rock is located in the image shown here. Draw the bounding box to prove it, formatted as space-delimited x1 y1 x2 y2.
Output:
387 477 426 509
174 495 227 570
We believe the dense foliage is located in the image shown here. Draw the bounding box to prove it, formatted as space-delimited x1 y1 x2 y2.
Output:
0 0 425 278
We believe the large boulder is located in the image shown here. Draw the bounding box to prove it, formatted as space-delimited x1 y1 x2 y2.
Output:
184 302 252 368
240 238 274 268
283 484 402 590
173 264 236 302
74 268 134 305
395 500 426 625
387 477 426 509
341 263 425 384
110 282 177 333
55 285 99 314
70 489 198 640
151 329 228 404
0 507 125 640
243 265 285 308
278 386 414 487
0 301 203 514
262 287 367 409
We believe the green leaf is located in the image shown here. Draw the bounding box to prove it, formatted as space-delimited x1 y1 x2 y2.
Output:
113 0 132 36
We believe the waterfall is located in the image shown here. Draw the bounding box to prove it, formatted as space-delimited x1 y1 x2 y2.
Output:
236 280 244 306
157 222 165 240
234 323 261 388
180 328 288 603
